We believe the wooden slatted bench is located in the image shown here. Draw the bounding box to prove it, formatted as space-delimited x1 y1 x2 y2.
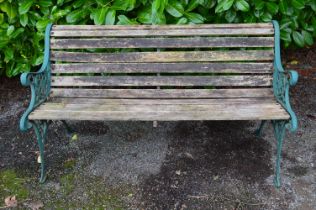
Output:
20 21 298 187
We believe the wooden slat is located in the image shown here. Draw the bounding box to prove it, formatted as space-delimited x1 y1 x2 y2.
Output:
29 100 289 121
51 28 274 37
47 98 277 105
51 62 273 74
51 50 274 63
50 37 274 49
51 75 272 87
36 103 281 111
51 88 274 99
53 23 273 30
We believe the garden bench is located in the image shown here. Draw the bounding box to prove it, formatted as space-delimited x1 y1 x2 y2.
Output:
20 21 298 187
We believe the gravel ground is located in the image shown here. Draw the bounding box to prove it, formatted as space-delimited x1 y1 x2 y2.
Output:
0 47 315 209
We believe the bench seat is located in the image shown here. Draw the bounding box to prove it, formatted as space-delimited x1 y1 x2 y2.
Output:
29 98 289 121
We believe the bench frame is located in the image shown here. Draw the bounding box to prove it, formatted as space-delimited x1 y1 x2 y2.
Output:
20 20 298 187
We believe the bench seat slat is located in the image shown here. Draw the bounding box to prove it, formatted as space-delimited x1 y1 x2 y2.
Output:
51 28 274 37
51 88 274 99
29 98 289 121
52 23 273 30
51 75 272 87
51 63 273 74
47 98 276 105
50 37 274 49
51 50 274 63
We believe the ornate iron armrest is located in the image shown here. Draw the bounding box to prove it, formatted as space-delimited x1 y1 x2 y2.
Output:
272 20 298 132
273 68 298 132
20 68 51 131
20 24 53 131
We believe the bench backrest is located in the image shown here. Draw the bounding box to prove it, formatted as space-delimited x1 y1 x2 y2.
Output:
49 23 275 99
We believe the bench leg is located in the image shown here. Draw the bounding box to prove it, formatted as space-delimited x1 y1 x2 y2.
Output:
31 120 49 183
272 120 286 188
255 120 267 137
61 120 75 137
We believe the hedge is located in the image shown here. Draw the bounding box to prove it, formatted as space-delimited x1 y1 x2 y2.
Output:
0 0 315 77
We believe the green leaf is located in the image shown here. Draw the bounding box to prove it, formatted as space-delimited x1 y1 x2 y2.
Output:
151 0 167 24
292 31 304 47
215 0 234 13
11 28 24 38
18 0 34 15
57 0 64 6
280 30 292 42
280 18 292 30
11 63 31 77
92 7 108 25
117 15 138 25
0 13 3 24
302 30 314 46
186 0 201 12
36 19 50 30
309 1 316 12
253 0 264 10
105 9 116 25
20 14 28 26
279 0 290 15
112 0 136 11
225 10 236 22
4 48 14 63
33 55 43 66
66 9 86 23
201 0 215 8
235 0 249 12
166 1 184 17
260 12 272 22
0 38 9 48
0 2 17 21
291 0 304 10
176 17 188 24
185 12 204 23
7 25 14 36
266 2 278 14
137 7 152 24
38 0 53 7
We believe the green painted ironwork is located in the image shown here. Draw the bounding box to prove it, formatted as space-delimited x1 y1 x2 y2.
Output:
272 20 298 132
271 20 298 188
20 24 52 183
31 120 50 183
255 120 267 137
20 23 52 131
272 120 287 188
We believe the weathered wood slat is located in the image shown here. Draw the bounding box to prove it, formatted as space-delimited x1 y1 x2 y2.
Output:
51 50 274 63
50 37 274 49
37 103 282 111
47 98 276 105
51 88 274 99
29 102 289 121
51 28 274 37
51 75 272 87
51 62 273 74
53 23 273 30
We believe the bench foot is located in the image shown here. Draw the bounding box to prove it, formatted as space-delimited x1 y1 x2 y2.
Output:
272 120 286 188
255 120 267 137
61 120 75 137
31 120 49 183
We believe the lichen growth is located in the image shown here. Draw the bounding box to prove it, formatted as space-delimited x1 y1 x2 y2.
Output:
0 170 29 202
63 159 76 170
60 173 76 195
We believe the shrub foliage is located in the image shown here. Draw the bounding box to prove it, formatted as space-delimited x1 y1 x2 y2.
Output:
0 0 315 77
